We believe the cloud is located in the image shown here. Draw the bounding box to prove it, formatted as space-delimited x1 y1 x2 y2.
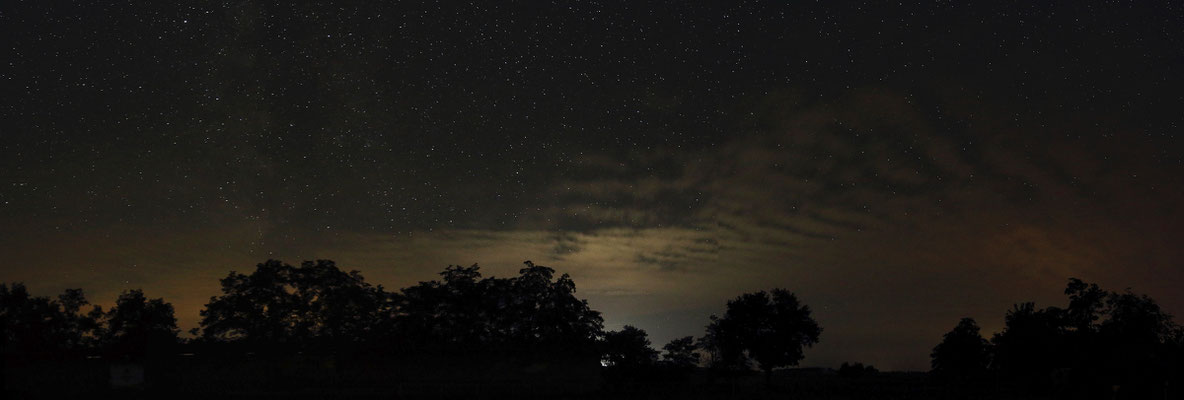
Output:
547 231 585 260
4 86 1181 371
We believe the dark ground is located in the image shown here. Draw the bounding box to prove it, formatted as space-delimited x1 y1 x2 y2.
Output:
4 357 1053 399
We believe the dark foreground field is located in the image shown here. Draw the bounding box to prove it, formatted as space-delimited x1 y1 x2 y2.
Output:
4 357 1050 399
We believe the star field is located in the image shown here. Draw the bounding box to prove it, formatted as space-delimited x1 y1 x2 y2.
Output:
3 1 1183 370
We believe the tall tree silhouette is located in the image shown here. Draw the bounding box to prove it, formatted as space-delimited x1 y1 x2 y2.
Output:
292 260 392 348
930 317 990 381
95 289 178 358
395 264 489 351
990 302 1067 389
197 260 391 352
507 261 602 349
702 289 821 383
1064 278 1108 333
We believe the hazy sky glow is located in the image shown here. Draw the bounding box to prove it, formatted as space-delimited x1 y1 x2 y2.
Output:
3 2 1183 370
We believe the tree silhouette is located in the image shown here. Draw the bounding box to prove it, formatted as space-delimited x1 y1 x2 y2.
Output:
1101 290 1176 347
988 279 1184 396
1064 278 1108 333
661 336 700 369
394 263 488 351
0 283 95 358
292 260 392 348
95 289 179 358
990 302 1067 388
698 315 745 372
503 261 602 349
930 317 990 381
394 261 603 356
1167 327 1184 398
702 289 821 383
602 325 658 368
197 259 391 353
1096 289 1178 397
837 362 878 378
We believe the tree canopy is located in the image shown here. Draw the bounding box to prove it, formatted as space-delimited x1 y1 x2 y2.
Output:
1 284 178 360
930 317 990 381
602 325 659 368
6 265 1184 397
661 336 700 369
985 278 1184 397
701 289 821 381
197 259 391 352
0 283 95 357
394 261 603 356
194 259 603 359
96 289 179 357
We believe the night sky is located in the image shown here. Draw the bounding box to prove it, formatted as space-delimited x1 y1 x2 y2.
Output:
3 1 1183 370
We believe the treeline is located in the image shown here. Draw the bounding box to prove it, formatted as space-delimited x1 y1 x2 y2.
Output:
1 260 606 361
931 278 1184 398
13 258 1182 397
1 259 822 394
194 260 603 360
0 285 176 359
